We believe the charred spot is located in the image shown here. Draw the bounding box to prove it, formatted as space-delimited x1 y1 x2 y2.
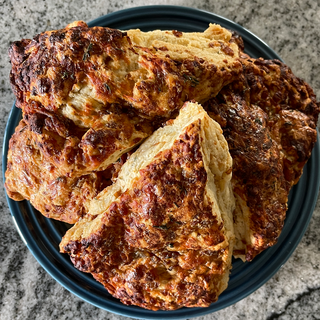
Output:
70 255 94 272
69 27 83 43
49 31 66 44
37 77 51 94
158 46 168 51
24 113 46 134
172 30 183 37
63 240 82 253
230 31 245 51
137 80 152 92
90 27 126 45
304 101 320 120
84 129 116 145
8 39 31 65
31 86 38 96
218 42 234 56
32 33 41 43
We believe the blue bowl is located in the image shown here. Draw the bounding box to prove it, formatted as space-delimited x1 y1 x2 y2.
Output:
3 5 320 319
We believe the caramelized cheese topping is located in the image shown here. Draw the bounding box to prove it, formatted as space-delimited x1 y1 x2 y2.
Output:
205 57 320 261
4 120 114 223
62 119 232 310
9 21 242 120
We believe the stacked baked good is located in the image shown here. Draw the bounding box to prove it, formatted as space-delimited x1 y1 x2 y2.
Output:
5 21 320 310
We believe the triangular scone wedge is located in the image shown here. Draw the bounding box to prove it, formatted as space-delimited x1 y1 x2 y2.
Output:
60 101 235 310
4 120 114 223
10 21 242 120
205 57 320 261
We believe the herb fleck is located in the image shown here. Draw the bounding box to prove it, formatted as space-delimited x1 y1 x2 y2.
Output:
183 74 199 87
61 71 69 79
104 83 111 93
255 118 262 125
154 225 169 230
179 185 187 195
83 43 93 61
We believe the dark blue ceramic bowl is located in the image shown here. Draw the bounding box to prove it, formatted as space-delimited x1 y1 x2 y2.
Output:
3 5 320 319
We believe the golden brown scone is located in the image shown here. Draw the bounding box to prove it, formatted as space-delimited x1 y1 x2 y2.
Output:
4 120 116 223
60 102 235 310
241 57 319 184
205 58 320 261
22 102 151 177
9 21 242 120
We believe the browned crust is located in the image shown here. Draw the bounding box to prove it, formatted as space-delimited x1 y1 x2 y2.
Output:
62 122 231 310
22 103 151 177
7 21 242 180
206 79 288 260
205 57 320 261
9 21 127 111
8 21 242 120
4 120 115 223
242 57 319 184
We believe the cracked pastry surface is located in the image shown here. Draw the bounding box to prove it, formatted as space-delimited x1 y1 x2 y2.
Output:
4 120 116 223
9 21 242 120
21 102 152 177
205 57 320 261
60 102 235 310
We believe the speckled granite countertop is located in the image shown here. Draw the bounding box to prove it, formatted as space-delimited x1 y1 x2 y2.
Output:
1 0 320 319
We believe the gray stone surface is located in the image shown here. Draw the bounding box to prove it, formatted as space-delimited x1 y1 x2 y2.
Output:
0 0 319 319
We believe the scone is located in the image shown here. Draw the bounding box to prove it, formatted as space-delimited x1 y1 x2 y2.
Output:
21 105 152 177
60 101 235 310
9 21 242 118
4 120 115 223
205 57 320 261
